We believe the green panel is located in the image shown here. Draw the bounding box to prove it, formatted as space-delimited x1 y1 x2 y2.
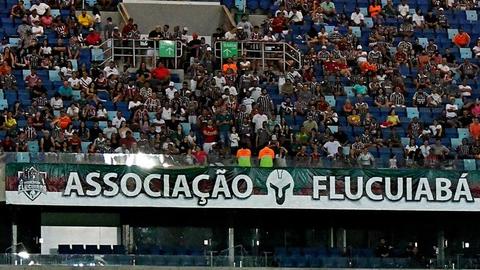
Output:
158 40 175 57
221 42 238 58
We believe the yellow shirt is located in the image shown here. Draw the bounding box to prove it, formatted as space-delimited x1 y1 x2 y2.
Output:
78 14 92 27
386 115 399 124
5 117 16 128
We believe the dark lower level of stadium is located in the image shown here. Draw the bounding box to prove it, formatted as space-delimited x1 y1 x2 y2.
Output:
0 205 478 268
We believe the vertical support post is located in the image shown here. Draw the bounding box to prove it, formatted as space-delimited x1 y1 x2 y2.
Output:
438 230 445 269
122 224 131 253
229 228 235 267
330 227 334 248
11 215 17 254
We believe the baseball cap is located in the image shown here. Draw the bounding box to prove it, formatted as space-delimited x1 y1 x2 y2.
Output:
206 47 212 51
183 26 188 31
169 81 175 86
237 26 243 29
439 7 444 10
357 45 362 50
322 45 327 49
114 26 119 30
89 28 94 31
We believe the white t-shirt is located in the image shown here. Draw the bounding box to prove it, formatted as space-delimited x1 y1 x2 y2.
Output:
214 76 226 88
458 84 472 97
429 124 442 136
350 12 364 25
323 141 341 156
445 104 458 118
112 116 126 129
252 113 268 132
412 14 424 26
165 87 177 100
128 100 142 110
230 133 240 147
224 32 236 40
50 97 63 109
161 107 172 121
31 25 44 36
30 3 49 15
66 106 79 117
153 118 165 133
104 66 119 78
398 3 410 17
249 86 262 101
96 108 107 118
61 67 73 78
68 77 80 88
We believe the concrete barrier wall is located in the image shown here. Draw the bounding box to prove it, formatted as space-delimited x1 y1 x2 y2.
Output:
0 267 430 270
124 2 224 36
0 162 6 202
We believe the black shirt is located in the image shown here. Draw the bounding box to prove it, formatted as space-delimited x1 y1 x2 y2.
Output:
148 30 162 48
136 68 150 79
443 53 456 64
31 85 48 99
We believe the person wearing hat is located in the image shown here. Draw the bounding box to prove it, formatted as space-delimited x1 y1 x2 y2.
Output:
78 9 93 28
31 19 43 36
236 26 248 41
437 8 449 29
85 27 101 46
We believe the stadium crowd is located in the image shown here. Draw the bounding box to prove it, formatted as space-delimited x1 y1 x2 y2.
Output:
1 0 480 168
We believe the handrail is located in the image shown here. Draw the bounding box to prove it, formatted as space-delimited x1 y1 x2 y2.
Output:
222 5 236 32
118 2 131 26
94 39 114 67
214 41 302 71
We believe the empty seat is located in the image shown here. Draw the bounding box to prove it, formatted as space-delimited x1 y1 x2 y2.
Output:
113 245 126 254
99 245 112 254
58 244 71 254
85 245 99 254
71 244 85 254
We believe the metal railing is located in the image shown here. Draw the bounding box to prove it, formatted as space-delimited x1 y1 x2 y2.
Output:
0 253 478 268
214 41 302 71
1 152 463 170
107 38 182 68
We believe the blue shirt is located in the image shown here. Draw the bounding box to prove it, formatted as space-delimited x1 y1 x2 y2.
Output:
58 86 73 96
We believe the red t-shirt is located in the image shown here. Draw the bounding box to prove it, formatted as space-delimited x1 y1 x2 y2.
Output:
69 138 82 152
85 33 101 46
151 67 170 80
203 126 217 143
120 137 137 150
272 17 284 33
193 151 207 163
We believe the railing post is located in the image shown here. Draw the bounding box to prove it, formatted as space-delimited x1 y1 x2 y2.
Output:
261 43 264 71
132 39 136 67
283 43 286 71
111 38 115 63
174 41 178 70
220 42 223 68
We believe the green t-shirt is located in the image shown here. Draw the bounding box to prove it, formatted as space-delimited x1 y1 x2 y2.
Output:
321 1 335 11
216 113 232 132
